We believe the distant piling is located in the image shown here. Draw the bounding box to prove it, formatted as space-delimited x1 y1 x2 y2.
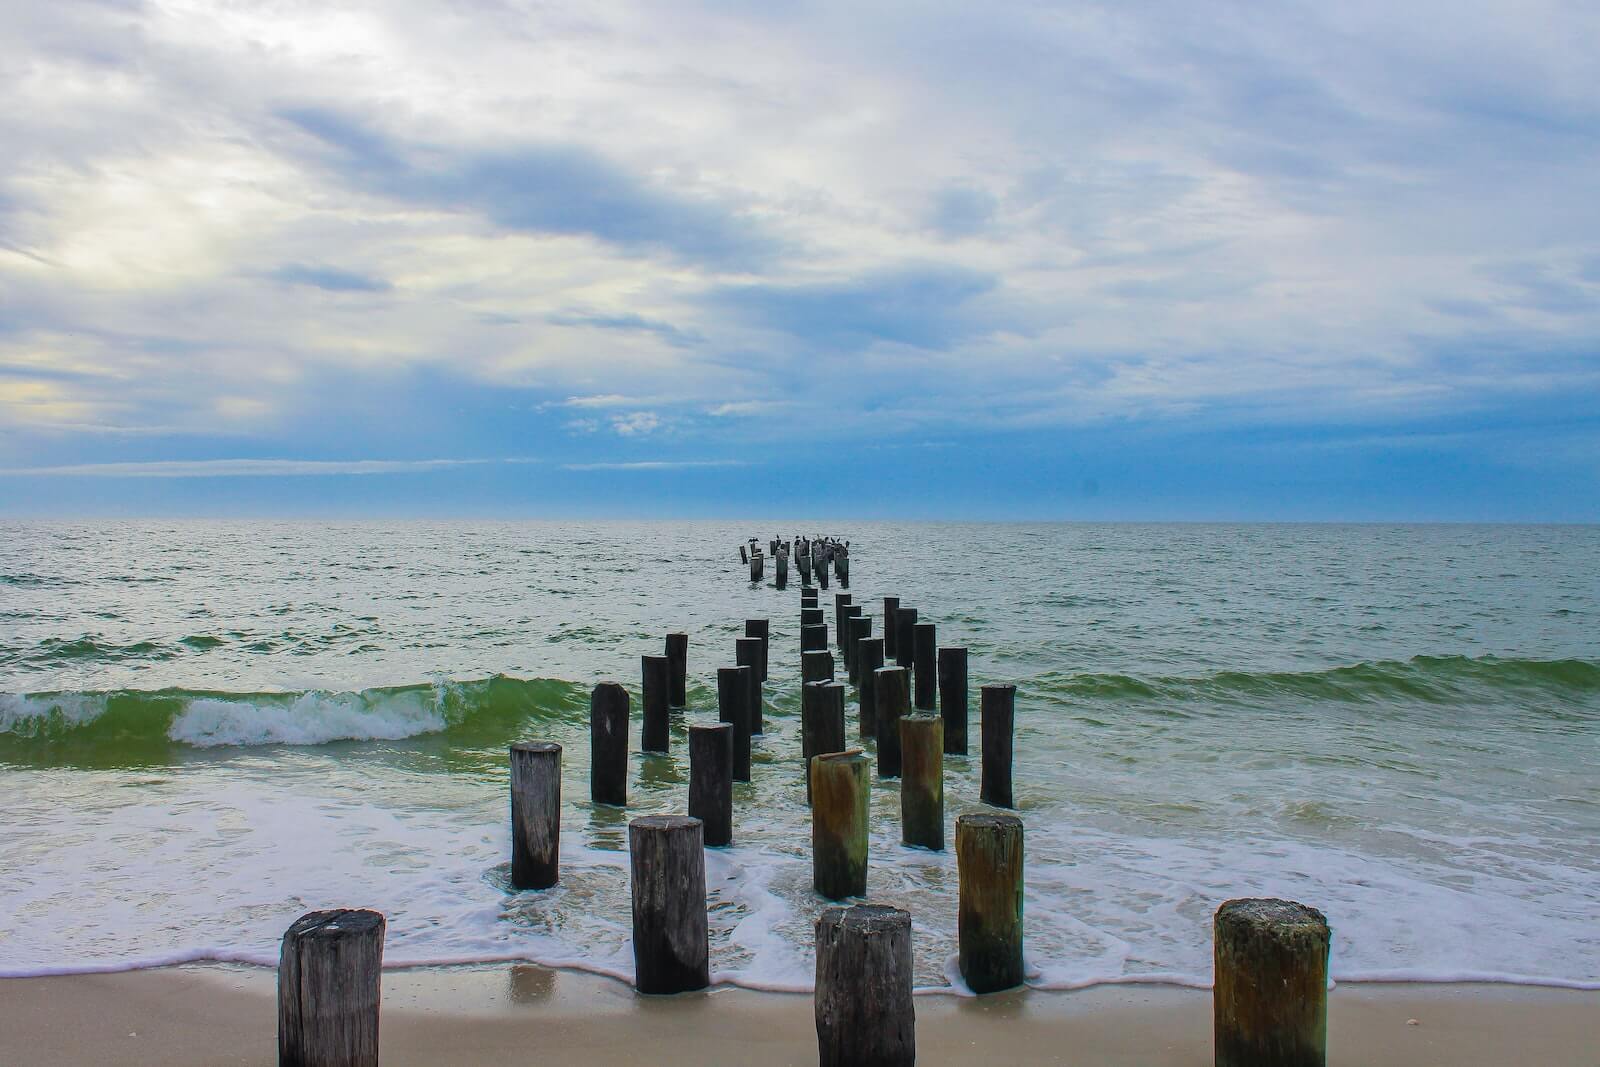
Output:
641 654 671 753
510 741 562 889
278 909 385 1067
913 622 937 710
980 684 1016 808
810 751 869 899
629 815 709 994
590 682 629 805
1214 899 1330 1067
665 633 688 709
716 665 753 782
847 614 872 686
874 665 909 778
735 636 765 735
688 723 734 847
744 619 770 682
834 594 853 647
815 904 914 1067
894 607 918 670
840 605 864 676
938 647 969 756
882 597 900 659
956 813 1024 993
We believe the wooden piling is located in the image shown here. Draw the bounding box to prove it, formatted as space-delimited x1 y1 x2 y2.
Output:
664 633 688 708
590 682 629 806
739 544 748 564
510 741 562 889
735 636 765 735
1214 898 1330 1067
833 593 853 648
837 555 849 588
817 558 830 589
980 684 1016 808
802 606 825 631
899 715 943 850
628 815 709 994
913 622 937 710
894 607 918 669
801 588 819 608
840 605 863 673
801 622 828 654
802 648 836 686
716 665 753 782
847 614 872 685
688 723 734 847
856 637 884 738
874 665 909 778
956 813 1024 993
641 654 671 753
802 680 847 802
938 647 969 756
810 750 869 899
278 909 385 1067
882 596 900 659
776 550 789 589
815 904 914 1067
750 553 763 582
744 619 770 681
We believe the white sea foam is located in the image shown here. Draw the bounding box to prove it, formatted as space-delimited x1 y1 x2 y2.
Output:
169 691 448 747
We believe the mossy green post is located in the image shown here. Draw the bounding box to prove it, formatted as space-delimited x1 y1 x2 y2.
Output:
1214 898 1330 1067
810 751 869 899
956 812 1024 993
899 714 944 849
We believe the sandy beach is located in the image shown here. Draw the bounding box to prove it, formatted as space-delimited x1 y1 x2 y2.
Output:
1 965 1594 1066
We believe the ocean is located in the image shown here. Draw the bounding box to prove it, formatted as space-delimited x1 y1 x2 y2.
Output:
2 520 1597 991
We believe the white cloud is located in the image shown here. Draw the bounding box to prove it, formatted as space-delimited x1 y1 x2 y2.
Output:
0 458 517 478
561 460 745 471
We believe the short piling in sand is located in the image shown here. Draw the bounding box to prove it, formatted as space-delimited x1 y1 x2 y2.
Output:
956 812 1024 994
510 741 562 889
814 904 914 1067
810 750 869 900
641 654 671 753
874 665 910 778
629 815 709 994
278 909 385 1067
688 723 733 847
590 682 629 805
1213 898 1330 1067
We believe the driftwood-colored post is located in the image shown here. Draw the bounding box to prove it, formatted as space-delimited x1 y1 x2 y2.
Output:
802 680 847 802
802 648 836 686
629 815 709 994
810 750 869 899
912 622 937 710
278 909 385 1067
894 607 918 669
688 723 733 847
745 619 770 681
716 665 752 782
590 682 629 805
857 637 884 738
899 715 943 850
801 622 828 654
735 636 764 735
938 647 969 756
1214 899 1330 1067
980 684 1016 808
510 741 562 889
665 632 688 708
882 596 900 659
956 813 1024 993
874 665 909 778
641 654 671 753
815 905 914 1067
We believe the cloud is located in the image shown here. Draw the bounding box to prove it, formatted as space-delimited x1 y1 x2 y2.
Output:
0 458 515 477
926 186 997 239
268 264 392 293
610 411 660 436
561 460 745 470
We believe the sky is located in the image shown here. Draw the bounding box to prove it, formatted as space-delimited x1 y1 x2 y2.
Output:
1 0 1597 520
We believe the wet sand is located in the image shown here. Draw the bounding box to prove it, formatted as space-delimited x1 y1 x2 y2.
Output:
2 965 1595 1066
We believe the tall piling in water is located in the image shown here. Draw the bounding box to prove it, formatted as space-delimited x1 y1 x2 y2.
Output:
744 619 770 682
856 637 885 738
938 647 969 756
980 684 1016 808
898 716 943 850
641 654 671 753
629 815 709 994
810 751 869 899
847 614 872 685
665 633 688 708
894 607 918 670
802 680 847 802
874 665 910 778
882 597 900 660
913 622 937 710
688 723 733 847
735 636 765 735
802 648 836 686
716 666 753 782
509 741 562 889
590 682 629 805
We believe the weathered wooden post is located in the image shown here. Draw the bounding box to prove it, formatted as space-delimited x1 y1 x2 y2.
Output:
810 750 869 899
802 648 836 686
938 647 969 756
510 741 561 889
629 815 709 994
874 665 909 778
278 909 385 1067
688 723 733 847
833 594 852 647
913 622 937 710
815 905 914 1067
776 550 789 589
856 637 884 738
800 550 813 586
744 619 770 682
750 553 763 582
801 680 847 802
839 605 863 674
801 622 829 654
894 607 918 669
899 716 943 850
716 665 752 782
590 682 629 806
980 684 1016 808
837 554 849 588
665 632 688 708
801 606 825 635
801 587 819 608
739 544 748 564
817 556 830 589
641 654 671 753
882 596 900 659
1214 899 1330 1067
956 813 1024 993
735 636 765 735
846 614 872 685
